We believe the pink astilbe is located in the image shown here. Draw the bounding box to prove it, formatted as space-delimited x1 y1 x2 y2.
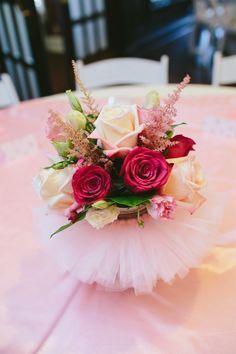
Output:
48 110 113 171
139 75 190 151
162 74 190 122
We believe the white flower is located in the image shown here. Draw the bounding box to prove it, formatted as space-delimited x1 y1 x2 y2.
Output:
33 167 74 209
143 90 160 109
85 205 120 229
163 155 206 213
66 110 87 130
90 104 144 157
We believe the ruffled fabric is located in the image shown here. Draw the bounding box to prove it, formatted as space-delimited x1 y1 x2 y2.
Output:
35 191 223 294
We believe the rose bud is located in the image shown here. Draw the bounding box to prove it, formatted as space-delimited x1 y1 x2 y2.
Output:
66 90 83 112
143 90 160 109
67 110 87 130
166 134 195 159
52 140 73 158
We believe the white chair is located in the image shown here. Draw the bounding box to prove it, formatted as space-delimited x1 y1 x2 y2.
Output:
0 73 19 108
76 56 169 89
212 51 236 85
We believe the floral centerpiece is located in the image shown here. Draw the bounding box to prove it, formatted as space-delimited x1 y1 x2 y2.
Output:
33 62 218 293
34 63 205 234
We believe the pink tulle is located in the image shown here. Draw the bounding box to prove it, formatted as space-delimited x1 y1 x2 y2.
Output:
34 192 223 294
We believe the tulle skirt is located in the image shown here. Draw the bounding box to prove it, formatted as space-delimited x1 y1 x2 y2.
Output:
35 193 223 294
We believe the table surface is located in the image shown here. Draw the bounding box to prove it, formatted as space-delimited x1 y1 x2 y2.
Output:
1 84 236 354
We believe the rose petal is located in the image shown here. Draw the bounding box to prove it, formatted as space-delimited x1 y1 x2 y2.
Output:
177 192 206 214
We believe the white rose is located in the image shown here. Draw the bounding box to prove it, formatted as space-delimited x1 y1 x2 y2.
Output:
90 104 144 156
33 167 74 209
163 155 206 213
85 205 120 229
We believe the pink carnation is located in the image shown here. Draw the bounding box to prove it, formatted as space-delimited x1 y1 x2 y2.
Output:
147 195 176 220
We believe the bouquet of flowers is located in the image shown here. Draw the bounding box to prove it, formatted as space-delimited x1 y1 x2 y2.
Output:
34 62 219 293
34 64 205 234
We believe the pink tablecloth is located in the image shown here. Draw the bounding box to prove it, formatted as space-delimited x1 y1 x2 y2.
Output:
1 93 236 354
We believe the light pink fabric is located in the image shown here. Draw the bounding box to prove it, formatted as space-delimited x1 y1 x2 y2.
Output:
0 94 236 353
35 191 223 294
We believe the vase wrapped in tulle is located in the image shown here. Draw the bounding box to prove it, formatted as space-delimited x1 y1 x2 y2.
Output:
33 62 219 294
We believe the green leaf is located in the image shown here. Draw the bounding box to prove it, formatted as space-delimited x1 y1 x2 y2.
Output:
76 209 88 221
108 192 155 207
44 161 70 170
66 90 83 112
50 221 74 238
171 122 187 129
50 208 88 238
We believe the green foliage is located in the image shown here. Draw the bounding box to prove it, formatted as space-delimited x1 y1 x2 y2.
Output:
50 208 88 238
108 192 154 207
171 122 186 129
66 90 83 112
50 221 74 238
85 121 95 133
44 156 78 170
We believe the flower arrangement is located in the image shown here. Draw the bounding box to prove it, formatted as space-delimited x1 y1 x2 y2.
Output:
34 62 206 237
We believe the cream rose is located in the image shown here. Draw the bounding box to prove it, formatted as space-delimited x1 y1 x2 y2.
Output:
90 104 144 157
33 167 75 209
163 155 206 213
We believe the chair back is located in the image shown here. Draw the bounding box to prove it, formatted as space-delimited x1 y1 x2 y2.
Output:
76 56 169 89
0 73 19 108
212 51 236 85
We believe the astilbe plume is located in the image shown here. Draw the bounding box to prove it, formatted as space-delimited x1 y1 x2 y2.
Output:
72 60 99 117
140 75 190 151
49 110 113 171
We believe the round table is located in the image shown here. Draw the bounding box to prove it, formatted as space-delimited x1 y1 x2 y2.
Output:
0 84 236 354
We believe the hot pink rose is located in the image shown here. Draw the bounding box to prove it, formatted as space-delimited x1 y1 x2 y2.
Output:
72 165 111 205
166 134 195 159
120 147 170 193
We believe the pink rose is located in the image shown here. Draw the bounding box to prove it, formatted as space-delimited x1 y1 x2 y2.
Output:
166 135 195 159
120 147 170 193
45 114 67 141
72 165 111 205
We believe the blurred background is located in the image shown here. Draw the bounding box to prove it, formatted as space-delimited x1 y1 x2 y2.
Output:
0 0 236 101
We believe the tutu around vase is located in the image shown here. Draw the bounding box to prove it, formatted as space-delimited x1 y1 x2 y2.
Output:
34 191 224 294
